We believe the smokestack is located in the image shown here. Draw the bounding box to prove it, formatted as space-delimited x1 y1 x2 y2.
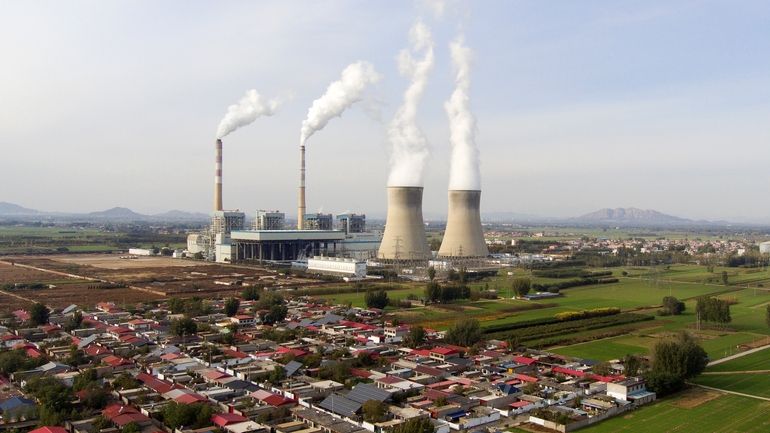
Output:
378 187 430 260
438 190 488 257
297 145 306 230
214 139 223 212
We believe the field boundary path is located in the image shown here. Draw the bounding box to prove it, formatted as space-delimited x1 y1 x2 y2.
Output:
707 343 770 367
689 382 770 402
702 370 770 375
0 288 35 305
0 258 167 299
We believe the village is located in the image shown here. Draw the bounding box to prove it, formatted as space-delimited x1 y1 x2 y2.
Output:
0 291 659 433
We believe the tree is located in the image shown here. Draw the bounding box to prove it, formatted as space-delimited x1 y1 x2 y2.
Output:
81 385 109 410
444 318 482 347
427 266 436 281
645 332 707 396
0 349 45 375
224 298 240 317
170 317 198 337
721 271 729 285
365 288 389 309
241 286 261 301
362 399 388 423
592 362 613 376
112 373 141 390
161 402 216 429
511 278 531 298
73 368 98 391
424 281 441 304
623 354 643 377
696 297 731 325
391 416 435 433
661 296 686 316
261 304 288 325
122 422 141 433
405 325 426 348
29 303 50 326
64 311 83 332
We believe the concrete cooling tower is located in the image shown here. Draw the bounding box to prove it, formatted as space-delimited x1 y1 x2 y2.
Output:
438 190 488 257
378 186 431 260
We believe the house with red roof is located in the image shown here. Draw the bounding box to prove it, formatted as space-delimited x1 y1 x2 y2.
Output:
429 346 459 362
29 427 68 433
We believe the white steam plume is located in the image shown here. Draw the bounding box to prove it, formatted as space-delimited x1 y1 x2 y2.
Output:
216 90 280 139
446 35 480 191
300 61 381 146
387 20 435 187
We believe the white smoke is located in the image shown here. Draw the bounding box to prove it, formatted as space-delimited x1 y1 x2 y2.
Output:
446 35 480 191
216 89 280 139
386 20 435 187
300 61 381 146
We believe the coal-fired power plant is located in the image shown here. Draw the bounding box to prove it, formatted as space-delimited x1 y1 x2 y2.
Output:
378 186 431 260
214 139 223 211
438 189 488 257
297 144 306 230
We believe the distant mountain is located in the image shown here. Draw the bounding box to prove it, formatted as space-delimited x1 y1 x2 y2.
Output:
0 202 40 215
153 210 210 221
87 207 147 220
574 207 690 225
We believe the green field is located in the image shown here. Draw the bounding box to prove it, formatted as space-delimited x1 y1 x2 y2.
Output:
581 393 770 433
707 348 770 372
694 374 770 398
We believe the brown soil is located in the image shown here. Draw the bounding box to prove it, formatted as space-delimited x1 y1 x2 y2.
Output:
673 388 722 409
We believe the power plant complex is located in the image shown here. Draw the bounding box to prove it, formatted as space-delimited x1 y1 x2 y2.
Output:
186 135 492 277
188 30 491 277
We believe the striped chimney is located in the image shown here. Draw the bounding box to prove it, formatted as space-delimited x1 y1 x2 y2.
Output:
214 139 223 211
297 145 306 229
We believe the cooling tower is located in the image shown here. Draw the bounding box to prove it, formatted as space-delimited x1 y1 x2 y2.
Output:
438 190 488 257
378 186 431 260
214 139 223 212
297 144 306 230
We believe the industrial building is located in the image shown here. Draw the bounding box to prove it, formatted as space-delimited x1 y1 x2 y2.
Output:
337 213 366 234
307 256 367 278
304 213 333 230
211 210 246 235
230 230 346 263
255 210 285 230
760 241 770 254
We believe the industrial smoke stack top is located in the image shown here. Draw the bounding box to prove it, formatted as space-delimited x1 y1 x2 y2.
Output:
438 189 488 257
378 186 431 260
214 139 223 212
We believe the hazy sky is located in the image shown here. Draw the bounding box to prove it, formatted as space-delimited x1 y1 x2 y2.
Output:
2 0 769 221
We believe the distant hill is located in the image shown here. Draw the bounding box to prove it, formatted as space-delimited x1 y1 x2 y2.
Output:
0 202 40 215
87 207 147 220
574 207 690 224
0 202 209 223
153 210 210 221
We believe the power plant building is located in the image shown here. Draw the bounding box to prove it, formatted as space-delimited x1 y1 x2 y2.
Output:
304 213 333 231
337 213 366 234
230 230 345 263
255 210 285 230
760 241 770 254
307 256 366 278
211 211 245 235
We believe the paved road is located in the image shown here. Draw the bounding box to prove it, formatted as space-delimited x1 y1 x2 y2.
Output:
689 382 770 402
707 343 770 366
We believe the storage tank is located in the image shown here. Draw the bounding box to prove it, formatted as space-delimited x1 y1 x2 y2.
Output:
438 189 488 257
378 186 431 260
